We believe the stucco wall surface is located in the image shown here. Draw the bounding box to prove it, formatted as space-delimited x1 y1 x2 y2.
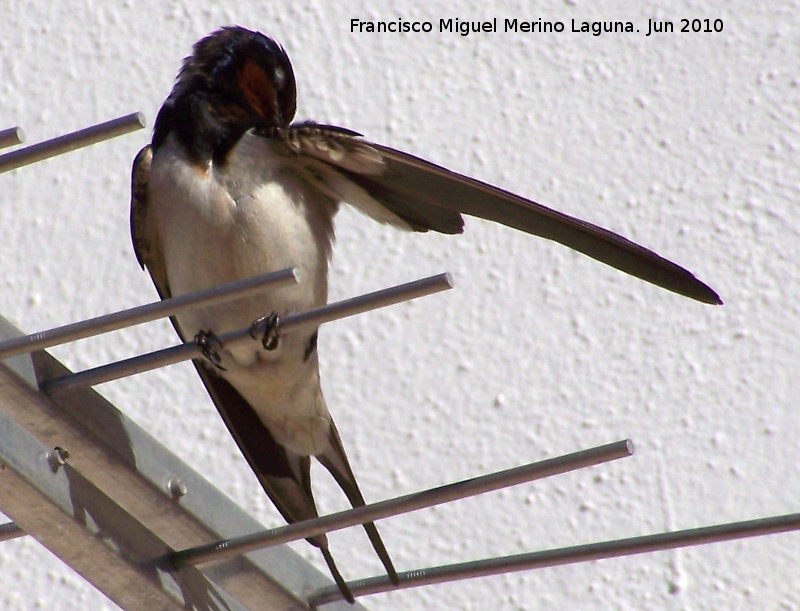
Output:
1 1 798 609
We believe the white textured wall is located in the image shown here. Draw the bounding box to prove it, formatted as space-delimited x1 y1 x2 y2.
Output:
2 1 798 609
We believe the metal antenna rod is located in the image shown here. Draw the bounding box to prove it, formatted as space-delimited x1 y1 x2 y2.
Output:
0 127 25 150
0 268 298 361
0 113 145 174
309 511 800 605
166 439 633 569
42 272 454 394
0 521 24 543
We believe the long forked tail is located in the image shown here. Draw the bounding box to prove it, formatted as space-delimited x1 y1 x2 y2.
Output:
320 547 355 604
318 420 400 586
190 368 361 602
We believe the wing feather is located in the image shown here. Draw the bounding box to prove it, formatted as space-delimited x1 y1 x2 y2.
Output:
130 145 171 301
264 123 721 304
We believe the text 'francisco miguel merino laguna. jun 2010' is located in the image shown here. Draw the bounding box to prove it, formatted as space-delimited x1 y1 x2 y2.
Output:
349 17 724 37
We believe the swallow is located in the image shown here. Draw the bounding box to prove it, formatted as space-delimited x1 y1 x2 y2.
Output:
131 25 721 603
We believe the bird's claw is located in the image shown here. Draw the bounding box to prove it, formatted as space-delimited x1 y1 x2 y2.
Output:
194 329 227 371
249 311 281 351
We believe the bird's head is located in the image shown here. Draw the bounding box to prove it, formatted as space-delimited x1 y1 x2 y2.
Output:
153 27 297 158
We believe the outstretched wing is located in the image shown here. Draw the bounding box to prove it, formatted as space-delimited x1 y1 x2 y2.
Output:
263 123 721 305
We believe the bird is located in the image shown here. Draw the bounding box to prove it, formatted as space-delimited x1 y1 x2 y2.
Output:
130 25 721 603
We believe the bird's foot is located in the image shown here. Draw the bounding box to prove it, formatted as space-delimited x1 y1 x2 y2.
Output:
249 311 281 351
194 329 227 371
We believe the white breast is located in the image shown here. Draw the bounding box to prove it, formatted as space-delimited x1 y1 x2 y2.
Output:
148 132 337 348
147 132 339 455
